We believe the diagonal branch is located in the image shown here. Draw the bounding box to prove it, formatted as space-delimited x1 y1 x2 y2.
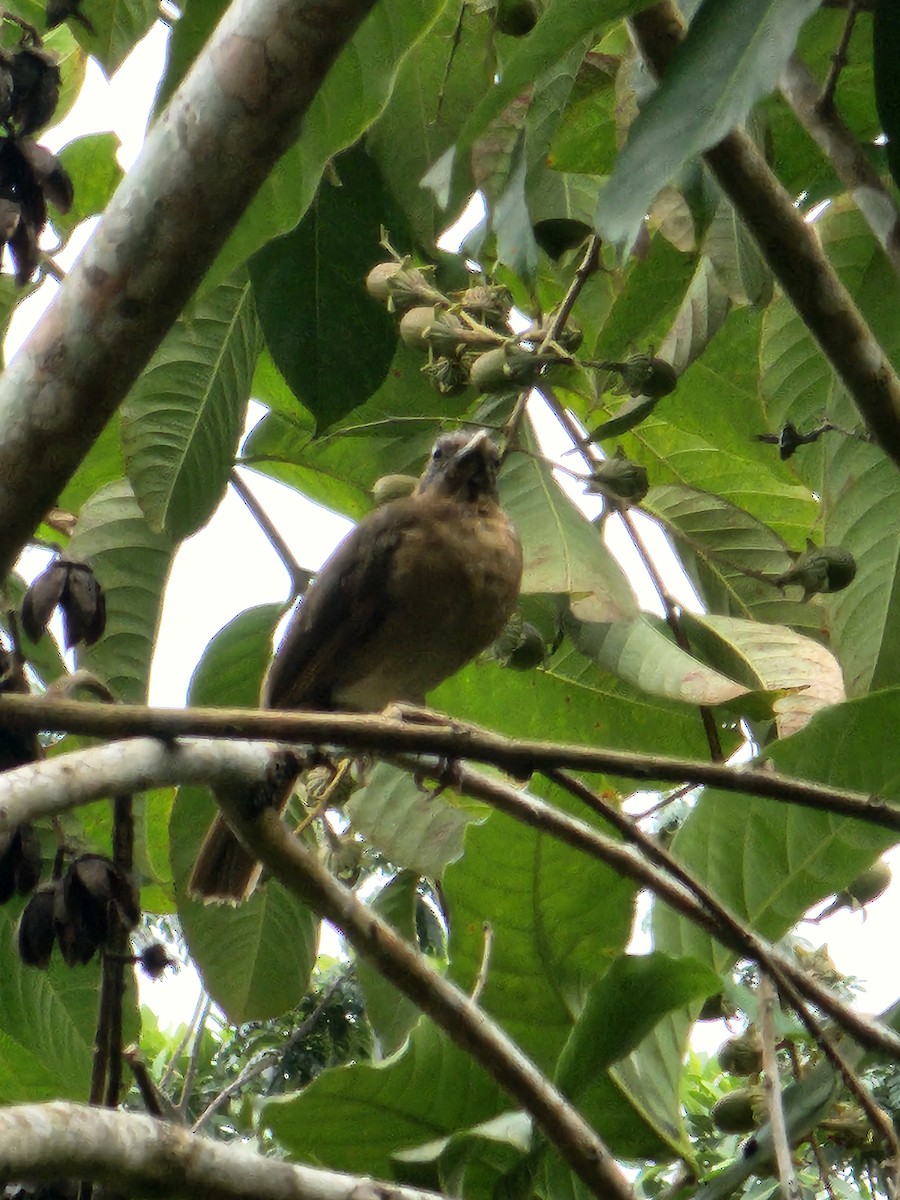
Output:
778 55 900 275
0 0 379 580
0 1101 450 1200
629 2 900 467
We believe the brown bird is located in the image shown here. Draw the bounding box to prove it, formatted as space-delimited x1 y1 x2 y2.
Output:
189 429 523 901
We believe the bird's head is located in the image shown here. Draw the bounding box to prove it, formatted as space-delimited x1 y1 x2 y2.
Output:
416 429 502 504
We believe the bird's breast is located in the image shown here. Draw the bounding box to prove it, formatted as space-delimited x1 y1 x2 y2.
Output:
333 501 522 710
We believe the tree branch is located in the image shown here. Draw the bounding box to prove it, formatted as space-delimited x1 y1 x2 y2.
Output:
0 695 895 831
0 0 379 579
0 1102 450 1200
779 56 900 276
629 2 900 467
2 733 898 1061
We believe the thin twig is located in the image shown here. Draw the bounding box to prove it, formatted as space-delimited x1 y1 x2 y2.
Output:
177 995 212 1121
759 974 800 1200
817 0 858 114
123 1045 178 1121
160 988 209 1092
540 235 603 350
229 468 312 599
471 922 493 1004
192 974 346 1131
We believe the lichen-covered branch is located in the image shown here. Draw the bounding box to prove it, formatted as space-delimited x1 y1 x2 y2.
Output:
0 0 378 578
0 1102 449 1200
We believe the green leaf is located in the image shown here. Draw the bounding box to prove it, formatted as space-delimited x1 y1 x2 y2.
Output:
556 954 719 1099
69 480 174 704
594 0 821 246
57 414 126 516
173 604 319 1022
367 1 497 248
626 689 900 1150
680 612 845 739
443 790 636 1068
502 419 637 620
567 614 753 712
208 0 445 288
0 905 108 1102
643 483 823 638
548 56 618 175
874 0 900 192
121 273 260 540
249 146 401 430
446 0 646 202
346 763 480 879
55 133 123 239
355 873 423 1056
264 1022 507 1176
74 0 158 74
551 953 718 1157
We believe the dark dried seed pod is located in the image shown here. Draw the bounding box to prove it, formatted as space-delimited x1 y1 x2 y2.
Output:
9 48 61 136
18 883 58 968
0 824 42 904
61 562 106 646
21 560 67 642
18 139 73 214
138 942 176 979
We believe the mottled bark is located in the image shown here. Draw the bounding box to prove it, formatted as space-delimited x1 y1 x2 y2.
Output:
0 0 378 576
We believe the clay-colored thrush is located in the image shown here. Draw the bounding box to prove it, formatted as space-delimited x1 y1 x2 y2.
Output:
189 429 522 901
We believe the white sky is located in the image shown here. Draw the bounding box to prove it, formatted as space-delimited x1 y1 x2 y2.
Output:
7 19 898 1031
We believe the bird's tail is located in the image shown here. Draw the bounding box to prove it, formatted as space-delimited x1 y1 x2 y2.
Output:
189 813 263 903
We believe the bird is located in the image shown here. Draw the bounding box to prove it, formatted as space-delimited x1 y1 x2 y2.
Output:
189 429 523 901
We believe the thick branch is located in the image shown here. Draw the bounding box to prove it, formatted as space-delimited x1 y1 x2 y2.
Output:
629 3 900 466
0 695 895 831
0 1101 448 1200
0 0 378 578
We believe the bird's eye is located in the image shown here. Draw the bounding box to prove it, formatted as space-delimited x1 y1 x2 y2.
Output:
432 445 443 461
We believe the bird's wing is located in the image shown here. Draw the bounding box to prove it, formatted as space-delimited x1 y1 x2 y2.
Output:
261 499 419 710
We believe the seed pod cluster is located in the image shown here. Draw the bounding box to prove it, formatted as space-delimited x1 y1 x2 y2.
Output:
0 31 71 286
368 257 578 399
21 554 106 648
18 853 140 969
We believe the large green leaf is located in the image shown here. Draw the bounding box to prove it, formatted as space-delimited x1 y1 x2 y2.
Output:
249 145 401 430
440 0 645 207
367 1 497 248
0 905 102 1102
74 0 158 74
680 612 845 739
622 307 818 546
208 0 445 288
346 763 480 879
121 273 260 541
443 788 636 1069
69 480 174 704
567 614 753 712
265 1022 507 1176
644 483 824 638
502 419 638 619
874 0 900 192
594 0 821 246
172 604 319 1022
355 873 423 1056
